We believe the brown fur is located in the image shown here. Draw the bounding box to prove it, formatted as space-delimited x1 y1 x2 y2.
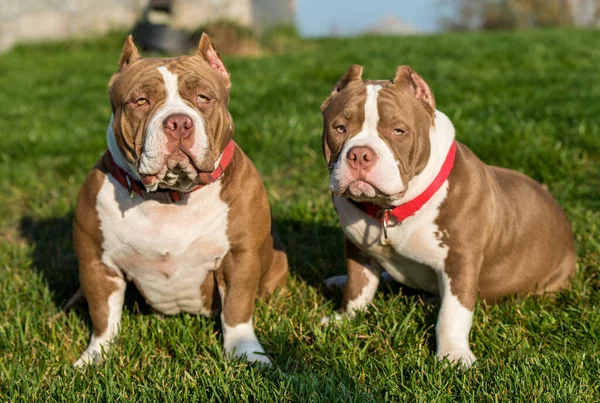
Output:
73 156 123 337
322 64 576 312
322 65 435 207
195 144 289 326
73 34 288 353
437 144 576 308
341 238 377 311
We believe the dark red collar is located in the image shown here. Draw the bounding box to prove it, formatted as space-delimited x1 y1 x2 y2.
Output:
105 140 236 204
353 141 457 228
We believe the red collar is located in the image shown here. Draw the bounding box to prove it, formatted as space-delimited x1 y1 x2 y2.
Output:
353 141 457 228
105 140 236 204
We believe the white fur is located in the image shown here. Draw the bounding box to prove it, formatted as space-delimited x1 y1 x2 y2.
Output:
436 272 476 368
330 111 476 367
323 272 395 291
321 266 380 325
221 317 271 365
346 266 380 315
96 173 230 315
330 84 404 197
75 160 234 366
334 111 455 291
138 66 208 188
74 276 126 367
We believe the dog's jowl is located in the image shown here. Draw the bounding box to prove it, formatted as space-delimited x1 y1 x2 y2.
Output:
320 64 576 368
72 34 288 367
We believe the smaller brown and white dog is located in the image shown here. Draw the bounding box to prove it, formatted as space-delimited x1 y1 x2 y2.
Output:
72 35 288 367
320 64 576 368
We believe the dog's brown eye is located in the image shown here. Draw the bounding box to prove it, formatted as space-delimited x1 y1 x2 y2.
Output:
393 128 406 136
335 125 346 134
135 98 148 106
197 94 210 103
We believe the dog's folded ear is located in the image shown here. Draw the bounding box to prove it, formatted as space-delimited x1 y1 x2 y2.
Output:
394 66 435 112
320 64 363 112
196 33 231 89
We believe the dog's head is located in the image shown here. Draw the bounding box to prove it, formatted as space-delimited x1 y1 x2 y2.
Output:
321 64 436 206
108 34 233 192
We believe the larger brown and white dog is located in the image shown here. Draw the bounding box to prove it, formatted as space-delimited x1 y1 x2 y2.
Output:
320 64 576 367
72 35 288 367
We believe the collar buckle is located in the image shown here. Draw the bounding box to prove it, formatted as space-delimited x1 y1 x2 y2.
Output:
210 163 226 183
197 163 226 186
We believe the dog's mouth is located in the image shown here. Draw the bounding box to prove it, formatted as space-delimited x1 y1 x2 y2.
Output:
139 150 203 192
335 180 406 204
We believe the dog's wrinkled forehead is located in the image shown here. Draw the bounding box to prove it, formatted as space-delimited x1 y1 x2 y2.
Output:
108 34 231 113
109 56 229 110
322 79 432 128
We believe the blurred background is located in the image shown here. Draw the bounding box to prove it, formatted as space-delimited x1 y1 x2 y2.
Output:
2 0 599 54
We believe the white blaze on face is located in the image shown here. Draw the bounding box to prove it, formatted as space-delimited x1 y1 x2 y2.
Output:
138 66 208 186
330 84 405 198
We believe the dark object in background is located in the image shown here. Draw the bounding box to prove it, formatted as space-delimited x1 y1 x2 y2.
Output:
131 0 196 54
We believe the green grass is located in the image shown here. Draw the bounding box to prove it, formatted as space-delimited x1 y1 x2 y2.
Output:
1 29 600 401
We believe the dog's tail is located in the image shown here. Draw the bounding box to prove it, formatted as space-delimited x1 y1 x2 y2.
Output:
64 288 84 313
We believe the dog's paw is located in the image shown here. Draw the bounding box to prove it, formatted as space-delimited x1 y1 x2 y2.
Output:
323 275 348 291
73 349 101 368
230 342 272 366
319 312 347 326
436 347 476 370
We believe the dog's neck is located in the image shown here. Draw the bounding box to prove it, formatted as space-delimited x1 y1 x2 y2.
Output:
390 110 456 207
106 115 141 181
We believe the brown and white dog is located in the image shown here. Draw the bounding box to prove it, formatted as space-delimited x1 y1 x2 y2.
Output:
72 35 288 367
320 64 576 368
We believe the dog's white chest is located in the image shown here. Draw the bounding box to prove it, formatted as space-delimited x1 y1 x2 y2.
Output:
334 187 449 294
97 175 230 315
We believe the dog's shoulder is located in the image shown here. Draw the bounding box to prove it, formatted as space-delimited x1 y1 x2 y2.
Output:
74 155 110 239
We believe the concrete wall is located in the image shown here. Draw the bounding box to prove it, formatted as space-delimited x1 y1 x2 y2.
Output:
0 0 293 52
0 0 141 51
252 0 295 32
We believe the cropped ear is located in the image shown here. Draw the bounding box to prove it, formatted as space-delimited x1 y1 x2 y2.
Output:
196 33 231 88
118 35 141 71
394 66 435 111
320 64 363 112
109 35 140 90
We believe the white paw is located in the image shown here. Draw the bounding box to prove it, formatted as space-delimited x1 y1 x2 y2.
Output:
319 312 347 326
323 275 348 291
73 348 102 368
436 347 476 369
230 342 272 366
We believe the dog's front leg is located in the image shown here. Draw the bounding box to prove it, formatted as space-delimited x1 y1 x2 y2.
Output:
435 267 478 369
322 238 381 324
217 248 271 366
73 221 126 367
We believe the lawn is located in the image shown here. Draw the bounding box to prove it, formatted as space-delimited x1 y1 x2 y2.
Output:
1 29 599 401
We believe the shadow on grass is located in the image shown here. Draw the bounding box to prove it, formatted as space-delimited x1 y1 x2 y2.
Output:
19 212 439 359
19 214 148 313
19 212 440 387
18 212 350 308
275 217 436 297
275 217 440 354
